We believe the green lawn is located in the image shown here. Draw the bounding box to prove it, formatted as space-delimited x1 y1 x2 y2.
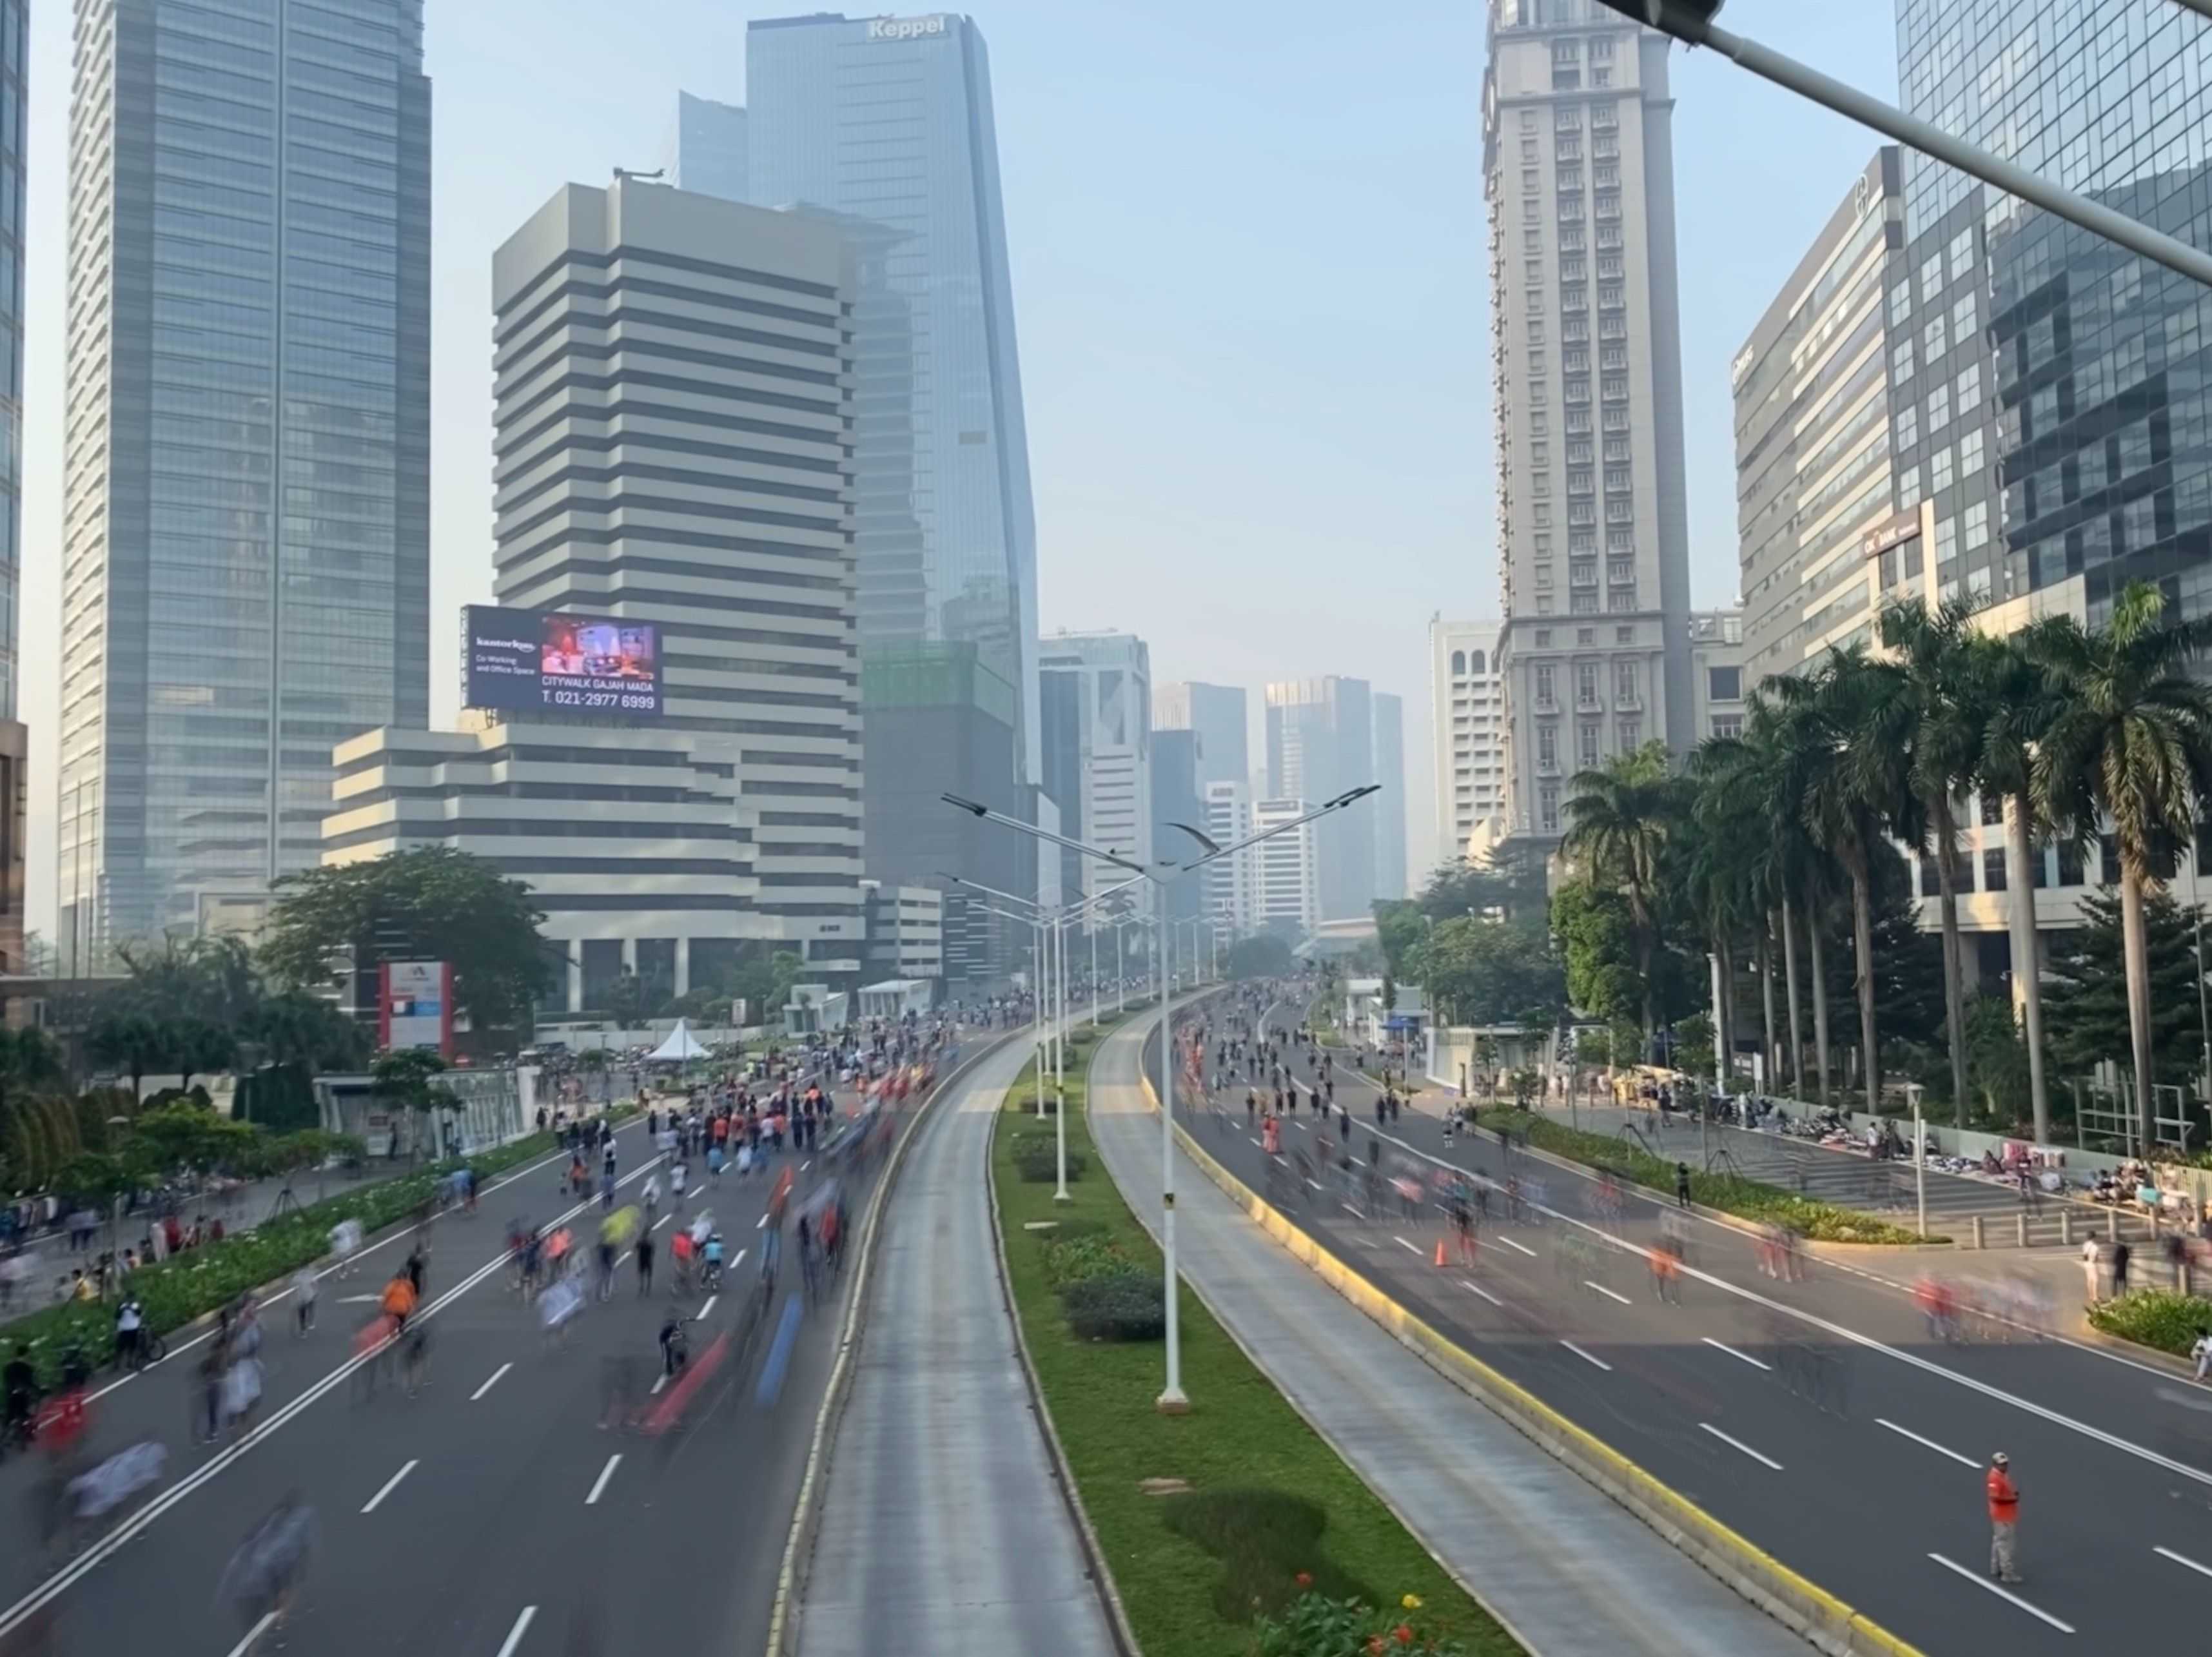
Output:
992 1019 1522 1657
1473 1106 1937 1244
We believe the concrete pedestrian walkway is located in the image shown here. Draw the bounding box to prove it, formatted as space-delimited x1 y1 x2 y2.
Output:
793 1035 1117 1657
1087 1019 1811 1657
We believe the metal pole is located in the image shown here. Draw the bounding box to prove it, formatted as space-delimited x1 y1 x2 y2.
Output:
1055 912 1068 1095
1116 923 1125 1014
1669 10 2212 292
1158 896 1187 1413
2190 852 2211 1104
1090 923 1099 1029
1033 917 1047 1119
1054 911 1072 1204
1913 1093 1928 1240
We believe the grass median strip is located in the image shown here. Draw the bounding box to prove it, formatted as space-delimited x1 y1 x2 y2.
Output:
992 1019 1520 1657
1472 1106 1937 1245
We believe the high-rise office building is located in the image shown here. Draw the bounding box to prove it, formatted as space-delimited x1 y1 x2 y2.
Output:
1039 631 1151 905
747 11 1040 790
0 0 22 981
1482 0 1694 845
1154 681 1249 789
668 91 747 202
1736 152 1913 687
1266 677 1374 923
324 180 863 1009
1252 797 1320 937
1371 692 1407 901
1151 727 1204 923
1429 620 1506 867
1201 779 1256 937
1894 0 2212 632
60 0 431 965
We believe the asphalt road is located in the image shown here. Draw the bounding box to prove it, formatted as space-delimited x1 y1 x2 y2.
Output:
1159 992 2212 1654
0 1047 946 1657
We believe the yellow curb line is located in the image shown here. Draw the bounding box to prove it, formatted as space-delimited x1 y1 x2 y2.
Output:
1138 1053 1924 1657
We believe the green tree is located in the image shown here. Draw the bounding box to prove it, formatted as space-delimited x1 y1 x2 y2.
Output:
244 989 370 1073
1226 934 1295 979
1405 916 1563 1028
2030 581 2212 1148
261 846 554 1032
369 1049 462 1162
1561 741 1684 1046
2041 885 2207 1088
1549 878 1644 1032
1372 900 1426 979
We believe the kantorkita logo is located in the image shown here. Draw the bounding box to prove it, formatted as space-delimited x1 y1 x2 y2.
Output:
867 14 948 41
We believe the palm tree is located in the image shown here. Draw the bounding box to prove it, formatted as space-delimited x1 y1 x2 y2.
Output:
1561 741 1683 1050
2028 580 2212 1151
1973 631 2060 1144
1777 647 1922 1118
1875 599 1987 1124
1681 757 1767 1091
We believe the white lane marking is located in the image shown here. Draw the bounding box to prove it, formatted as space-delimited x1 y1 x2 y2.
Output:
1393 1236 1425 1257
358 1458 418 1515
801 1159 812 1172
1306 1178 1324 1192
0 1148 674 1638
585 1453 623 1505
1341 1092 2212 1493
756 1213 769 1229
2156 1544 2212 1579
226 1611 279 1657
1291 1120 1307 1131
1496 1235 1538 1257
1584 1280 1632 1306
335 1294 382 1304
1460 1279 1503 1307
1928 1553 2073 1632
1699 1423 1783 1471
1560 1340 1612 1371
1701 1336 1772 1372
650 1374 669 1396
1877 1417 1978 1469
651 1213 673 1232
494 1605 538 1657
1342 1203 1363 1219
1249 1137 1264 1149
700 1293 719 1320
470 1362 513 1402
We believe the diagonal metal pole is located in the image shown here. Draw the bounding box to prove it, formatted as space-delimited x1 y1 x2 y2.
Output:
1638 5 2212 291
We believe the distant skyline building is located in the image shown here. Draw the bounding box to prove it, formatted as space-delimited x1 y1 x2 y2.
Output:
1428 620 1505 868
1201 779 1256 937
1151 727 1203 925
1252 796 1320 937
324 179 863 1009
1483 0 1694 846
1039 631 1151 907
1153 681 1249 789
1371 691 1407 901
1687 610 1746 742
1735 150 1910 687
60 0 432 966
1266 677 1375 923
0 0 21 979
746 10 1041 796
668 91 748 202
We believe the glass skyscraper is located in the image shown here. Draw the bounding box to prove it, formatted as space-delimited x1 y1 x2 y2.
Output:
745 10 1041 789
1895 1 2212 627
668 91 746 202
59 0 431 963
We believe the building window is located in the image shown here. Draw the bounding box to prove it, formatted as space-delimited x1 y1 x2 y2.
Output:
1616 626 1635 643
1571 591 1598 614
2100 834 2120 885
1956 363 1983 418
1617 717 1640 747
1923 315 1948 360
1707 665 1741 702
1928 383 1951 432
1951 291 1976 342
1891 339 1914 381
1888 283 1912 326
1579 722 1601 768
1534 630 1552 646
1897 465 1922 511
1607 587 1635 611
1947 226 1974 282
1964 500 1989 551
1710 714 1743 740
1920 252 1943 303
1895 402 1919 450
1935 516 1957 564
2057 838 2084 887
1523 168 1541 193
1930 445 1955 492
1537 724 1558 768
1540 785 1560 833
1535 565 1553 587
1614 659 1638 701
1982 846 2007 893
1536 595 1554 613
1451 650 1467 675
1959 427 1984 477
1534 663 1556 705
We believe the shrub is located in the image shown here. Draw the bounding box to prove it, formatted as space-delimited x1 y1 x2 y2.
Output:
1248 1589 1484 1657
1161 1487 1373 1623
1039 1233 1127 1290
1017 1148 1086 1184
1059 1267 1164 1340
2088 1287 2212 1357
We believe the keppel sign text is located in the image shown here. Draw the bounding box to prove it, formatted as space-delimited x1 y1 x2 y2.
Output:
868 14 947 40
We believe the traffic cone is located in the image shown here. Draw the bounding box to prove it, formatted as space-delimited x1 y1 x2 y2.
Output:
1433 1237 1449 1268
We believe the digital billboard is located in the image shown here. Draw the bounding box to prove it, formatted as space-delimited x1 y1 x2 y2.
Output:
463 606 662 717
380 960 453 1058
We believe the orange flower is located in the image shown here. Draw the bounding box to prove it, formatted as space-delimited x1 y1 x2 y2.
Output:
1296 1571 1313 1589
1394 1626 1416 1645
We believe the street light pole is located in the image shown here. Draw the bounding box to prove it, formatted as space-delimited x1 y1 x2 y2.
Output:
1156 891 1187 1413
1612 2 2212 292
1054 908 1072 1204
1090 921 1099 1030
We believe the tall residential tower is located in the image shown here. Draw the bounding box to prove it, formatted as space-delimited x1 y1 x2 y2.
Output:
60 0 431 962
1429 620 1506 866
1265 677 1374 923
1483 0 1692 844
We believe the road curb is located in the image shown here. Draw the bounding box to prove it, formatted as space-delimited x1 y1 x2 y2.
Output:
984 1023 1145 1657
763 1025 1028 1657
1139 1013 1923 1657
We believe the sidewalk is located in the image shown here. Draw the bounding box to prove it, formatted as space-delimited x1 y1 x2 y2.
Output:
1087 1021 1811 1657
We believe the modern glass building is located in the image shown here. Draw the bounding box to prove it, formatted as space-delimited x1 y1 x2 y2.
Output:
59 0 431 963
1895 0 2212 627
1266 677 1375 924
745 11 1040 789
668 90 746 202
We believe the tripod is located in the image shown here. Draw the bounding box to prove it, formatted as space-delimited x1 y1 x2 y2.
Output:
266 1185 302 1224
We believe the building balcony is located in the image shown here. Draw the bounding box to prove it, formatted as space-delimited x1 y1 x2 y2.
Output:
1533 696 1557 714
1616 688 1642 710
1576 692 1602 711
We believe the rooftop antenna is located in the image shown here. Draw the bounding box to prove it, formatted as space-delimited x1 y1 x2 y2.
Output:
612 166 666 185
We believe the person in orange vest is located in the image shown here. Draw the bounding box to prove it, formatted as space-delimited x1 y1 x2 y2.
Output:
1986 1451 2022 1582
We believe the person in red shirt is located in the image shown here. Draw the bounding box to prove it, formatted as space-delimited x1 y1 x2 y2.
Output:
1986 1451 2022 1582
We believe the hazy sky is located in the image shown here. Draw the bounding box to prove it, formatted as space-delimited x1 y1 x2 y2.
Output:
17 1 1901 936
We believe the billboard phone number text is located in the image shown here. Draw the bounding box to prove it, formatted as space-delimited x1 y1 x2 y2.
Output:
549 689 660 710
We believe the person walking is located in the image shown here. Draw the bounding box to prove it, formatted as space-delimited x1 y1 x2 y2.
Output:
2113 1237 2133 1295
635 1233 654 1296
2081 1235 2105 1304
1675 1162 1693 1210
1986 1452 2022 1583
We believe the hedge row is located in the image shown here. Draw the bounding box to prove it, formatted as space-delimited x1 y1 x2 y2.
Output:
1473 1108 1934 1245
3 1113 629 1383
2087 1287 2212 1357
